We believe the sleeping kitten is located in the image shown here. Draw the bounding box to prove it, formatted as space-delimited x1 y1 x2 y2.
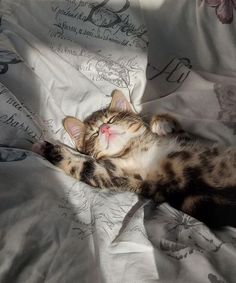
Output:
33 90 236 228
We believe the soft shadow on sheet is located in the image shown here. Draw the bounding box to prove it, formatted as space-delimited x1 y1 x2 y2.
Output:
0 1 236 283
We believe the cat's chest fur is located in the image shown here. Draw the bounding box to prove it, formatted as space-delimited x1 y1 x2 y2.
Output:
112 137 178 180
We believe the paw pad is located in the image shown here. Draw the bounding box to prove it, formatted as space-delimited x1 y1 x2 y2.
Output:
151 120 176 136
32 141 63 164
44 142 63 164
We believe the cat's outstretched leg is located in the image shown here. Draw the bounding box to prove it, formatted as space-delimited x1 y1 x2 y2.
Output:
32 142 143 192
150 114 182 136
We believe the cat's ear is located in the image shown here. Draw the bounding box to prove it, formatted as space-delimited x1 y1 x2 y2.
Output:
109 90 134 112
63 117 86 151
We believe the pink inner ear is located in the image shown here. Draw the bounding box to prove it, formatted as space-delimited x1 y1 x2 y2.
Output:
116 99 127 111
68 125 81 140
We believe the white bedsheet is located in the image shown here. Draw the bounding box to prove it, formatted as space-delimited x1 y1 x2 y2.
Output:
0 0 236 282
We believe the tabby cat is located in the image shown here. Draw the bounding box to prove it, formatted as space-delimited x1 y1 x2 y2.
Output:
33 90 236 228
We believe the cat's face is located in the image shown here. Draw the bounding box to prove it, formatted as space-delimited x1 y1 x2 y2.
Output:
83 109 145 159
64 90 147 159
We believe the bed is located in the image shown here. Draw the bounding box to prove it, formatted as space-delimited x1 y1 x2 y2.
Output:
0 0 236 282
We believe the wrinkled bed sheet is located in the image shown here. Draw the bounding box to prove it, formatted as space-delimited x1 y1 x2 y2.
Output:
0 0 236 282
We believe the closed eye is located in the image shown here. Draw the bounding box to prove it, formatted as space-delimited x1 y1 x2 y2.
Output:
91 131 99 138
107 115 116 124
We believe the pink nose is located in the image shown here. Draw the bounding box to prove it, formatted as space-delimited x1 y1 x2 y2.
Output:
100 124 110 134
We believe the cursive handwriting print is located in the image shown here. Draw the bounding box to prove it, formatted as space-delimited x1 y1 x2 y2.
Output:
0 83 42 145
147 57 192 97
48 0 147 94
49 0 147 49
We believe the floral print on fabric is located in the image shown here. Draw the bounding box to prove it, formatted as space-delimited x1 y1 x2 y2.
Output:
0 50 22 74
205 0 236 24
208 273 226 283
214 84 236 134
147 204 224 260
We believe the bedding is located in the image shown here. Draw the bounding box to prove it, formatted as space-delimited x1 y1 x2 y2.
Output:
0 0 236 282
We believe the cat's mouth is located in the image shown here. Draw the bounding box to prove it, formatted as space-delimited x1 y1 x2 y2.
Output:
99 124 125 150
102 131 125 149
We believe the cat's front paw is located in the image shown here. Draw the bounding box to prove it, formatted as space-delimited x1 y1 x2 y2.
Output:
32 141 64 165
44 142 64 165
150 114 180 136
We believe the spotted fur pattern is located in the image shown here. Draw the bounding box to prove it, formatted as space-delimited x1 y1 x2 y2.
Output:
34 94 236 228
